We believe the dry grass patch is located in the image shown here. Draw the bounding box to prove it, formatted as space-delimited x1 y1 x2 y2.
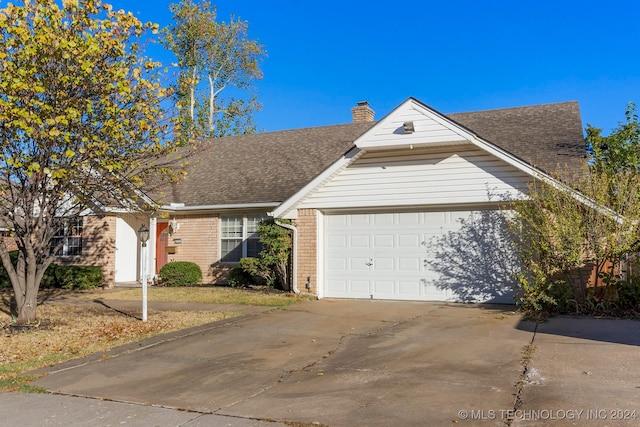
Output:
82 286 311 307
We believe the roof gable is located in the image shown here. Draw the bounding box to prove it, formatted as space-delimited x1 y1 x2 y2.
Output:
354 98 473 149
355 97 585 176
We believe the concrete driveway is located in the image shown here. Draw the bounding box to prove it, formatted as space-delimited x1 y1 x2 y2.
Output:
20 300 640 426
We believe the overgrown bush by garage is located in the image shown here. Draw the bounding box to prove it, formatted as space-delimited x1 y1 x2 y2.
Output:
0 251 103 290
158 261 203 286
227 264 266 288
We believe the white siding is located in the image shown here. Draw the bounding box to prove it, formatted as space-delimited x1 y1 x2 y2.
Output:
355 100 470 149
298 145 531 210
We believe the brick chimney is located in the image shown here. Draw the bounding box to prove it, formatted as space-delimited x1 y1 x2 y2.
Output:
351 101 375 123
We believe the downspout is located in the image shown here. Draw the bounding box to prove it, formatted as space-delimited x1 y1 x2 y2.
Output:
274 220 300 294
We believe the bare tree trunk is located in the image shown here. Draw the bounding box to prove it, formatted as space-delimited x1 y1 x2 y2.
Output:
16 284 37 323
208 75 215 133
190 65 197 119
275 260 289 292
15 252 41 323
1 242 53 324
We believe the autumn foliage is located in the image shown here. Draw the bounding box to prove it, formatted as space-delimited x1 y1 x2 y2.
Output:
0 0 186 323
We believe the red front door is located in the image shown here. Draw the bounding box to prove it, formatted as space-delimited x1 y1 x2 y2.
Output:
156 222 169 274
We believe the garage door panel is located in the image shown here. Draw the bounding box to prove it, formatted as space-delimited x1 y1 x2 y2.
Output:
398 234 420 248
424 286 450 299
349 235 370 248
398 257 420 271
326 257 347 271
373 213 394 226
398 212 421 225
372 257 394 271
326 279 347 294
350 280 371 295
350 214 371 226
398 280 420 297
373 234 394 248
372 280 395 295
424 211 446 223
349 257 371 270
327 235 347 249
326 215 348 227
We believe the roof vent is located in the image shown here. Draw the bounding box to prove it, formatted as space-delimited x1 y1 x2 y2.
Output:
351 101 375 123
403 121 415 133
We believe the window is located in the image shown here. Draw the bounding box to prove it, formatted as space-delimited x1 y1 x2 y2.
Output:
221 214 267 262
53 219 83 257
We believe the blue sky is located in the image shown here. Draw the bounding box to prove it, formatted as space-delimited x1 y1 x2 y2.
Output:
77 1 640 134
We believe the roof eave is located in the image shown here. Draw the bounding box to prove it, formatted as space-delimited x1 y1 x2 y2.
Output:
159 202 281 214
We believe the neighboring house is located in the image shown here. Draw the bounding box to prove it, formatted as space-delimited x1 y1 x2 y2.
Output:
64 97 586 303
1 228 17 252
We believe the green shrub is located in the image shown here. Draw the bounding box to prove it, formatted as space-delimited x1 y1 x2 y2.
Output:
159 261 202 286
227 266 261 288
41 265 103 290
236 219 292 291
0 251 103 290
614 275 640 308
514 271 559 318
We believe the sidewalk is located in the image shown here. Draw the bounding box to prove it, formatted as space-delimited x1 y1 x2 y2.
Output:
0 392 288 426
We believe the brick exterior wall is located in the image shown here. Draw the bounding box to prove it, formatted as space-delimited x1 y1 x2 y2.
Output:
162 214 222 283
294 209 318 295
1 233 17 251
71 210 311 289
56 215 117 287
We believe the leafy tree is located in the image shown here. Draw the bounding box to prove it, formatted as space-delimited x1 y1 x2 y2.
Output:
587 102 640 174
162 0 265 138
510 168 640 314
0 0 185 323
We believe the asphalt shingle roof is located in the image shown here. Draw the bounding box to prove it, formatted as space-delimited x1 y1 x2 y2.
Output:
156 122 375 207
155 101 585 208
449 101 585 176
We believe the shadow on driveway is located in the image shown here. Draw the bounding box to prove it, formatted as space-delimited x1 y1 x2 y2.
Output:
517 316 640 346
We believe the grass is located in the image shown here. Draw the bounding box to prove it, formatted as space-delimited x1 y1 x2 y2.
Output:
81 285 310 307
0 286 311 392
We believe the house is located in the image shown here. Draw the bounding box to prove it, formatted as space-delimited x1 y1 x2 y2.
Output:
65 97 586 303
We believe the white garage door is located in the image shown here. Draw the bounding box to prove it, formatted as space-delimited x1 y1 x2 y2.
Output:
324 211 476 301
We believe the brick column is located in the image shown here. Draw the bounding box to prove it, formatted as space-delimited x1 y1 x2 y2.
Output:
82 215 116 287
294 209 318 295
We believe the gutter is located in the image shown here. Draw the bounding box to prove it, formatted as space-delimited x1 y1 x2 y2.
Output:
273 219 300 294
160 202 280 212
